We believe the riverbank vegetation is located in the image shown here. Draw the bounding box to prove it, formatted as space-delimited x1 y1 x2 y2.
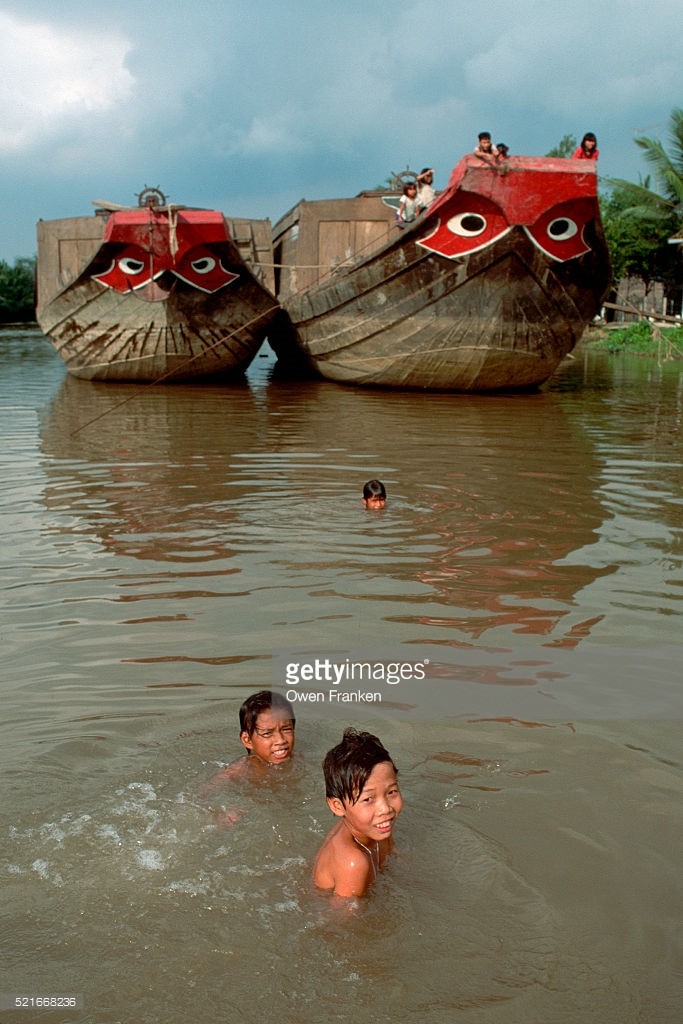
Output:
602 107 683 318
0 257 36 324
588 320 683 358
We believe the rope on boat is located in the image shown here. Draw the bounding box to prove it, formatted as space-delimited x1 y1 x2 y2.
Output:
257 261 360 270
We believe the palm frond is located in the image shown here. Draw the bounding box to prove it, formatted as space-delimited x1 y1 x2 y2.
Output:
666 107 683 172
606 177 676 211
635 109 683 202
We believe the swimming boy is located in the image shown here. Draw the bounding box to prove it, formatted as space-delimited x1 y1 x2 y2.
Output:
362 479 386 510
313 728 403 898
202 690 296 792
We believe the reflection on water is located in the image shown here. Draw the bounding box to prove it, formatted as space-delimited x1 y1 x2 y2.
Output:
2 330 683 1023
33 354 683 713
40 374 269 564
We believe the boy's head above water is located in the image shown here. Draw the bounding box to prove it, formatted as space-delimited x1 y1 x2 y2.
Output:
313 728 403 896
323 727 400 810
362 479 386 510
239 690 296 766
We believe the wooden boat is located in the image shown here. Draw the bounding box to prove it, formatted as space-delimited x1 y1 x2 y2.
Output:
36 187 279 382
270 156 611 391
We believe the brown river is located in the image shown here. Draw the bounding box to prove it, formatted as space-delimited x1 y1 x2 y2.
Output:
1 327 682 1023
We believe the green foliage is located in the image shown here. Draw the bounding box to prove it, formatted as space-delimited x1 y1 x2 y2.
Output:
546 134 577 158
607 107 683 234
0 257 36 323
603 107 683 304
590 320 683 356
634 107 683 212
600 184 677 287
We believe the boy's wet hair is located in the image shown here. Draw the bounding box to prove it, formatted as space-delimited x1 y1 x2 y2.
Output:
239 690 296 736
362 479 386 500
323 728 397 804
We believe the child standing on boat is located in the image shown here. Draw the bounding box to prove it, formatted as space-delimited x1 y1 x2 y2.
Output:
396 182 419 227
416 168 436 211
313 728 403 898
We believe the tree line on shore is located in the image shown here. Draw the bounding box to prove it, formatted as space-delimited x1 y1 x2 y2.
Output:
0 257 35 324
600 106 683 314
1 108 682 324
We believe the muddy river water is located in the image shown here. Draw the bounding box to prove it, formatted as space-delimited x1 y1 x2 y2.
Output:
1 328 682 1023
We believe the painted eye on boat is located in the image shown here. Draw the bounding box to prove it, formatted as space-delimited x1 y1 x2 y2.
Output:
546 218 578 241
118 257 146 275
447 212 488 237
418 192 510 259
524 197 595 261
190 257 217 274
173 249 239 292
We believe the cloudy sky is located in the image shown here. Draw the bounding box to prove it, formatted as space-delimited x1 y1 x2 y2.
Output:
1 0 680 261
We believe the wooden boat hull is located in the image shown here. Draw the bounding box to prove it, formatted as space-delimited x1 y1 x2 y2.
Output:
272 157 611 391
36 206 278 382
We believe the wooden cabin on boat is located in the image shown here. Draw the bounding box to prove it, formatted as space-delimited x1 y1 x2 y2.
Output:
272 190 399 300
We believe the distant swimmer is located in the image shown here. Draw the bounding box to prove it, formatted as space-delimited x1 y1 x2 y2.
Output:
362 479 387 509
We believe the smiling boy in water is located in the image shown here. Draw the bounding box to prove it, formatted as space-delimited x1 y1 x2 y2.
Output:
313 728 402 897
202 690 296 795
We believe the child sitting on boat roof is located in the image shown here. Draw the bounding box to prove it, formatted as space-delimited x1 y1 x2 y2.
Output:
474 131 499 164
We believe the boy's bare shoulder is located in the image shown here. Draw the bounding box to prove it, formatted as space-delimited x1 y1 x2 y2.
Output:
314 823 373 898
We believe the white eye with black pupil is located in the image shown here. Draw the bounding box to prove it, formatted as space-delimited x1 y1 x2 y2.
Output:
547 218 578 240
118 257 145 274
191 257 216 274
447 212 487 237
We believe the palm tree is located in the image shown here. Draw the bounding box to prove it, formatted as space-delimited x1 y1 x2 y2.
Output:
608 107 683 232
605 108 683 315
